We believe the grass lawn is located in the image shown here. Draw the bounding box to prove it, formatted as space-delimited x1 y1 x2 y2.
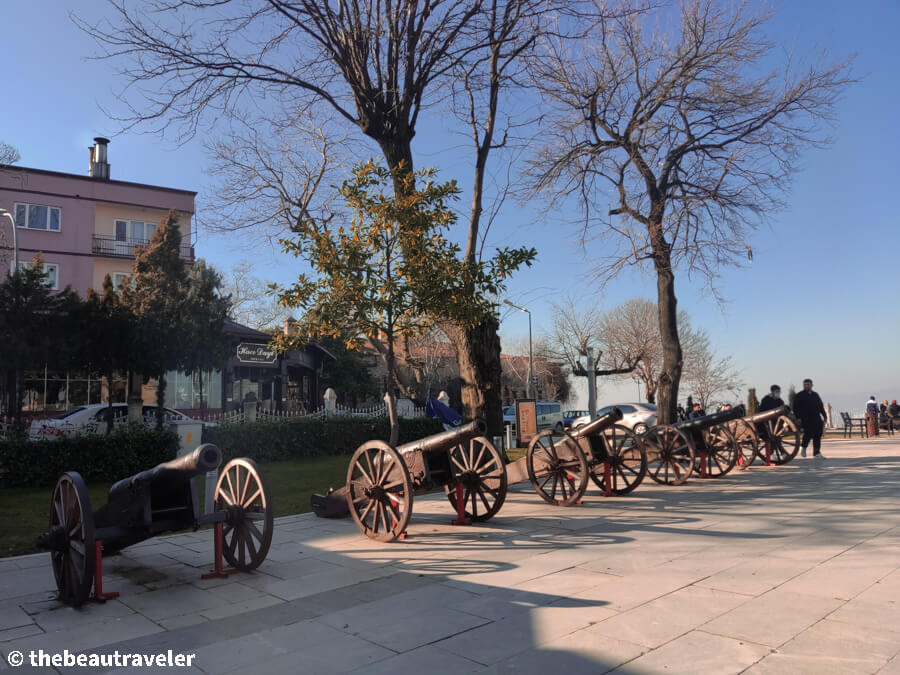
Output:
0 454 353 559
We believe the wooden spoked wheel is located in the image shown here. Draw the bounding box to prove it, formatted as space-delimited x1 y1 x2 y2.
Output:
346 441 413 541
645 425 695 486
729 419 760 468
696 424 738 477
526 430 588 506
444 436 508 522
48 472 96 606
588 424 648 495
215 458 274 571
766 415 801 464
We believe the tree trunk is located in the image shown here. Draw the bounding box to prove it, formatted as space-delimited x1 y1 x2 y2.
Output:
441 317 503 436
651 225 682 425
156 373 167 430
384 347 400 447
377 139 415 194
105 369 115 435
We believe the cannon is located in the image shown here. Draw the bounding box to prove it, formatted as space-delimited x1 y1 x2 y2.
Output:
525 408 648 505
37 445 273 606
642 407 744 485
339 420 507 541
741 405 800 465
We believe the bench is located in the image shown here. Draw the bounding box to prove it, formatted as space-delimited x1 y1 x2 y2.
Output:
840 412 867 438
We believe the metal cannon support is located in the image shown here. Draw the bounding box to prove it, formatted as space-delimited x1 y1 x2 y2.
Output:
742 405 791 427
524 407 648 505
37 444 274 606
316 419 508 541
741 405 800 465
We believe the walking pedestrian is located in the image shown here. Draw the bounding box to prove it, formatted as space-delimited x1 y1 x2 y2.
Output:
794 379 827 458
759 385 785 412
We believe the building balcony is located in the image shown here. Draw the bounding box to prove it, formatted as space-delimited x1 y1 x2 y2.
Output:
91 235 194 262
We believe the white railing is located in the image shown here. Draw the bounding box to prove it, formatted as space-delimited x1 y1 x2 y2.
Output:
333 403 387 418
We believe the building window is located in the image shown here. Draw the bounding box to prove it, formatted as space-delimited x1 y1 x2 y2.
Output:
111 272 131 292
16 261 59 290
115 219 157 244
15 203 61 231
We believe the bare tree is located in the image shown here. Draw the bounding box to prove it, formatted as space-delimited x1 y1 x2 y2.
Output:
0 142 19 165
501 336 570 403
530 0 854 422
76 0 572 432
681 334 743 411
225 261 292 331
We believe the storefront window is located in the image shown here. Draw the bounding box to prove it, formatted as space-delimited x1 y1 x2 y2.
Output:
165 370 222 409
22 370 107 412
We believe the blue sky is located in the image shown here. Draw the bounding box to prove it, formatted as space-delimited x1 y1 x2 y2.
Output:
2 1 898 415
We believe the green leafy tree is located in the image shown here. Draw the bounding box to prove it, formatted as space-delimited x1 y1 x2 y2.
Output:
181 260 232 416
316 336 379 407
124 210 189 427
84 274 135 433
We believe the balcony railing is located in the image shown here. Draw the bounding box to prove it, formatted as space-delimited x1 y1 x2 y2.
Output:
92 235 194 262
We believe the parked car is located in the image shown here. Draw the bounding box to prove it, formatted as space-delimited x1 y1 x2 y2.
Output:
571 403 658 434
563 410 590 428
29 403 191 440
502 401 566 433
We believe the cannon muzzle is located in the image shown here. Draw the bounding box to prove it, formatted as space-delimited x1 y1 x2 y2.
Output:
742 405 791 426
571 408 624 439
675 406 744 432
395 419 488 455
107 444 222 502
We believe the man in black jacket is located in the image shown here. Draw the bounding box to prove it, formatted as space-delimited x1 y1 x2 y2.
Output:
759 385 784 412
793 378 827 459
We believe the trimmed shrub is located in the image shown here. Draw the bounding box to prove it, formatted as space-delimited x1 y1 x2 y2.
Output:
202 416 444 463
0 425 179 488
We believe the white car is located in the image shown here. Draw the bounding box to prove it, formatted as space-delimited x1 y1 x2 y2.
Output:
29 403 191 440
572 403 658 434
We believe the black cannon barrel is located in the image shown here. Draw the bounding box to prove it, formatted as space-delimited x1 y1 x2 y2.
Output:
675 407 744 432
108 444 222 502
395 419 488 455
571 408 624 439
742 405 791 426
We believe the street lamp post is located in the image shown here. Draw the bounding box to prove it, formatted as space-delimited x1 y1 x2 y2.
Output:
0 208 18 275
504 299 533 399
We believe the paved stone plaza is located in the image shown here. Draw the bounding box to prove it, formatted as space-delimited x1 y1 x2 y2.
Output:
1 437 898 674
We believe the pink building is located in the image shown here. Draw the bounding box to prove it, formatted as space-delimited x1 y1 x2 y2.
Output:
0 138 195 296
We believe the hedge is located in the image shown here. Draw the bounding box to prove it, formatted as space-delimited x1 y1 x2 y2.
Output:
0 425 180 488
202 416 445 463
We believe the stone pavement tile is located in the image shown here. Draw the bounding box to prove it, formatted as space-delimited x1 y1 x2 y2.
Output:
473 628 646 675
512 566 631 599
259 565 394 601
259 557 347 579
695 555 813 596
157 613 209 630
880 652 900 674
347 644 482 675
776 553 897 601
608 629 770 674
12 554 48 570
587 585 749 648
826 597 900 632
317 584 491 652
0 567 55 602
32 599 135 632
198 594 282 620
746 652 887 675
202 580 265 604
565 568 698 612
4 614 163 656
118 584 230 621
435 604 601 666
702 590 844 648
776 617 899 665
0 624 44 643
218 620 394 675
0 602 32 632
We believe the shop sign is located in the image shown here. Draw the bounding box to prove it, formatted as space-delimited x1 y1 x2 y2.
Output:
236 343 277 364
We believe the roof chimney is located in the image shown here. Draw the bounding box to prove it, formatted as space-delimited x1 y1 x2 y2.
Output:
89 137 110 179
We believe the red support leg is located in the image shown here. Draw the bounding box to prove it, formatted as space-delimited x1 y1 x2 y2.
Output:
603 463 613 497
566 474 583 505
451 483 471 526
764 441 772 466
202 523 240 580
91 541 119 602
699 452 708 478
388 493 407 539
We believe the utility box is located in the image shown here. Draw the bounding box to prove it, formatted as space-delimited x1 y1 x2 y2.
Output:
168 419 205 457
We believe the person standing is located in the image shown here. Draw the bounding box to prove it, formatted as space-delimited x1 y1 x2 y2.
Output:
794 378 827 458
759 385 785 412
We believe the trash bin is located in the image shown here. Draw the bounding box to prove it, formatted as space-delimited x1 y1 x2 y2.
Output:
865 412 879 437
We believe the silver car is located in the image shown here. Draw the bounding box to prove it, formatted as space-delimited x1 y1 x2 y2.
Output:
571 403 658 434
29 403 191 440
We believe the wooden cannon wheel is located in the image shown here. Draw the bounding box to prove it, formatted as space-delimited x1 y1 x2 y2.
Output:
346 441 413 542
729 419 760 469
47 472 96 606
588 424 648 496
644 425 695 486
766 415 801 464
444 436 508 522
526 430 589 506
696 424 738 477
214 458 274 571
